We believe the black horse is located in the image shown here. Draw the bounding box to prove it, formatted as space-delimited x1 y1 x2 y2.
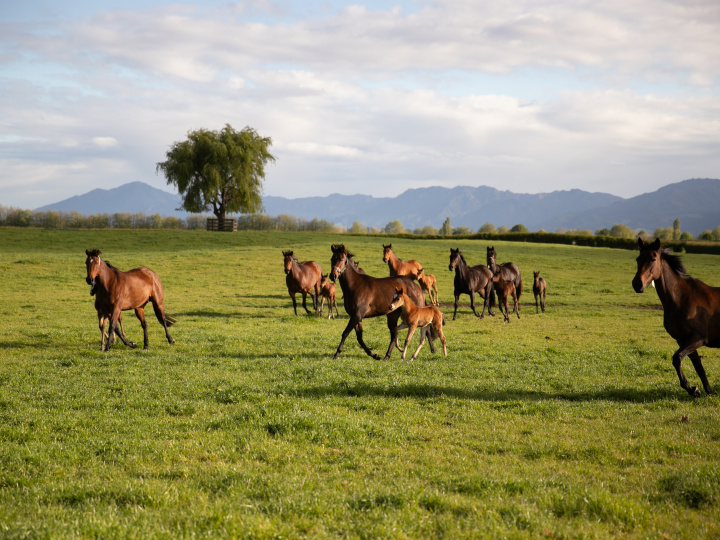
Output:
448 248 495 320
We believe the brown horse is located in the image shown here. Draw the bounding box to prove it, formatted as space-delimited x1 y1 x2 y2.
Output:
487 246 523 313
329 244 433 360
419 273 440 306
85 249 176 351
492 270 520 322
282 250 322 315
388 287 447 361
382 244 424 280
633 237 720 396
319 274 339 319
448 248 496 320
533 271 547 314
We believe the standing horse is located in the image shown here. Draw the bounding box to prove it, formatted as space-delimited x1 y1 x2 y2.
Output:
330 244 433 360
382 244 424 280
85 249 176 351
533 271 547 314
282 250 322 315
492 270 520 322
448 248 495 320
632 237 720 396
318 274 339 319
487 246 523 312
419 273 440 306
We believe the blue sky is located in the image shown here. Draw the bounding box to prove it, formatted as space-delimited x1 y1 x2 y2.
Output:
1 0 719 209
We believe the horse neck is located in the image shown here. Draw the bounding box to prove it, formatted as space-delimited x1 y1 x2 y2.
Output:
488 258 499 272
95 260 116 291
386 251 400 270
338 258 360 296
653 258 687 310
454 257 470 277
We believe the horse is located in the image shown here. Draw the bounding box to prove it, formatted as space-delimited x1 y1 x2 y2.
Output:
282 250 322 315
448 248 496 320
533 271 547 314
632 237 720 396
89 263 128 349
419 273 440 306
491 270 520 322
329 244 434 360
382 244 424 280
85 249 176 351
487 246 523 313
318 274 339 319
388 287 447 361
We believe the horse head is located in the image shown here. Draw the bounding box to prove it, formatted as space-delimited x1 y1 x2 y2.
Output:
486 246 498 269
85 248 102 295
282 250 295 275
388 287 405 312
448 248 461 271
382 244 392 263
330 244 348 282
533 271 541 285
633 237 665 293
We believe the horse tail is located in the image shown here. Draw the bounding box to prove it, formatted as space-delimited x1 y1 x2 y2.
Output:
516 278 523 299
442 313 446 326
153 303 177 327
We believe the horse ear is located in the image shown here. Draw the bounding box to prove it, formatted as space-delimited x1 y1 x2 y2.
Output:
85 249 90 256
652 238 661 250
637 238 644 249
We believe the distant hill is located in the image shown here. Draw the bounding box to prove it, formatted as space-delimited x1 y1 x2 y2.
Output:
36 178 720 235
36 182 188 217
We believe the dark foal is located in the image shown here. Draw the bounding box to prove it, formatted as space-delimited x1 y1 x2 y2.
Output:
533 271 547 313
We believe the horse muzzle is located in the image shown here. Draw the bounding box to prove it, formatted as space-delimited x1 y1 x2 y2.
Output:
284 269 290 275
632 276 645 293
87 277 97 296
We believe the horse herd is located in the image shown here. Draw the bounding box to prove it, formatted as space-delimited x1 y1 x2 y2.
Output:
85 238 720 398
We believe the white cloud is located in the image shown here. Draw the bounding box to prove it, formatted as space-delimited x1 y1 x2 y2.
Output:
93 136 119 148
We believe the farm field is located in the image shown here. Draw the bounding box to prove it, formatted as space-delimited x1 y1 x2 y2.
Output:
1 228 719 538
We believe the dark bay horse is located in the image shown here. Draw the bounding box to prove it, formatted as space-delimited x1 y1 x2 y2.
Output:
382 244 424 280
330 244 433 360
282 250 322 315
633 237 720 396
487 246 523 312
85 249 176 351
533 271 547 314
448 248 495 320
492 270 520 322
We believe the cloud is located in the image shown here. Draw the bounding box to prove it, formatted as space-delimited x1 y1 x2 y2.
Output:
0 0 719 209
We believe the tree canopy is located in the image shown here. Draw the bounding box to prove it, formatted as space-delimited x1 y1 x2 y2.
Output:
156 124 275 226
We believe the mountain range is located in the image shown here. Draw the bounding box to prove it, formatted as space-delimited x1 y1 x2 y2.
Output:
36 178 720 236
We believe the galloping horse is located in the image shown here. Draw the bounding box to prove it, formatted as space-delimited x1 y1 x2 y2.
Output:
448 248 495 320
85 249 176 351
487 246 523 312
419 273 440 306
382 244 424 280
330 244 433 360
388 287 447 361
282 250 322 315
633 237 720 396
533 271 547 314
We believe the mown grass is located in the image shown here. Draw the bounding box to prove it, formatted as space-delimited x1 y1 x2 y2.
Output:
1 228 720 538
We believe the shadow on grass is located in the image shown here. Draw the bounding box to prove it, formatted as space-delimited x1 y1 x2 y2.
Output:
287 381 680 403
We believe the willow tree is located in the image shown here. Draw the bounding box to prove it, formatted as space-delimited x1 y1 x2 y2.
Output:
156 124 275 229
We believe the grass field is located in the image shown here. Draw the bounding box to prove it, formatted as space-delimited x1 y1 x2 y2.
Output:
1 228 719 538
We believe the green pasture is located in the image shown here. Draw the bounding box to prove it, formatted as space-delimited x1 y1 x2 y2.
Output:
1 228 719 538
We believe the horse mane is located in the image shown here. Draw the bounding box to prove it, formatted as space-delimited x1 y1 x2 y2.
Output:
105 260 118 270
661 248 687 276
332 244 355 260
87 248 101 257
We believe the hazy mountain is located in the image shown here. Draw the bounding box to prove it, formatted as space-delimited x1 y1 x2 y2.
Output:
36 178 720 235
36 181 188 217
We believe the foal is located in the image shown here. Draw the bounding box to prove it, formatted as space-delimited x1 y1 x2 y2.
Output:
491 271 520 322
318 274 339 319
533 271 547 313
419 273 440 306
388 287 447 361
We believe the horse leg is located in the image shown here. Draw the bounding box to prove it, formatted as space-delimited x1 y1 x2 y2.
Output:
290 292 298 315
301 291 312 314
382 310 404 361
409 326 425 361
135 307 149 349
319 296 325 317
515 293 520 319
433 285 439 306
672 342 705 397
332 298 339 319
689 351 714 395
403 324 418 361
354 320 381 360
453 293 460 320
469 291 481 318
107 309 134 351
151 300 175 344
542 291 546 313
535 293 540 314
98 313 107 350
333 317 358 359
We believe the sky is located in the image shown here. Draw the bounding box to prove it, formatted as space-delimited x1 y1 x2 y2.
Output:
1 0 719 209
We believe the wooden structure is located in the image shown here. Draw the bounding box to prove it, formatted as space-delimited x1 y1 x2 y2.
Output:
206 218 237 232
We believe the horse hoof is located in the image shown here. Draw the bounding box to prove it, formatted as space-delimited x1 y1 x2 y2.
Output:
690 386 701 397
143 346 149 350
169 338 175 344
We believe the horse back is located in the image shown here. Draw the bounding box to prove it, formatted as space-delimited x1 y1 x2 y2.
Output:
663 276 720 346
